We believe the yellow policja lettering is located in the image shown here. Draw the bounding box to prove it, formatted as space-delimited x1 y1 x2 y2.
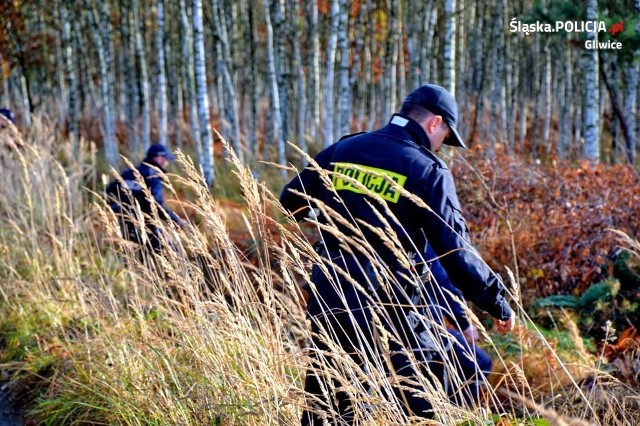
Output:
332 162 407 203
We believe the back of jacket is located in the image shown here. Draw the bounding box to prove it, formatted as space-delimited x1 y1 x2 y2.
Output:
106 160 179 226
280 114 512 321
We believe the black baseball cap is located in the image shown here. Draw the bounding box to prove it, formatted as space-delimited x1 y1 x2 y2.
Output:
402 84 466 148
146 144 176 160
0 108 15 125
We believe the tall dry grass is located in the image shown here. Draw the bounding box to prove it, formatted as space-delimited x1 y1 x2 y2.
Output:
0 118 638 425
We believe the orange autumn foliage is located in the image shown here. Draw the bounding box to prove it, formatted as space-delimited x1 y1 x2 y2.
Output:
452 152 640 297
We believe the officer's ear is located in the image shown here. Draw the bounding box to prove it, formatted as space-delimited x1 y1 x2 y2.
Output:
424 114 444 134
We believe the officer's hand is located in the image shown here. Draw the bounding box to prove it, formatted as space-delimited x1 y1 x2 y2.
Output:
177 217 189 229
494 315 515 333
463 325 480 343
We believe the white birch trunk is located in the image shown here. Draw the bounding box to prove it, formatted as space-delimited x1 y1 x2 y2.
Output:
180 0 200 158
122 3 139 154
531 34 541 158
133 0 151 151
636 0 640 156
164 10 181 149
19 75 31 127
61 0 79 146
385 0 400 118
53 0 65 124
193 0 214 185
366 0 376 131
493 3 507 146
541 42 551 149
274 0 288 145
156 0 168 146
583 0 600 164
624 0 640 164
421 4 438 85
308 0 321 141
323 0 340 146
443 0 456 95
351 2 366 131
397 1 406 102
518 94 527 150
470 2 483 92
291 0 306 153
337 0 350 136
263 0 286 177
503 0 514 150
407 4 420 90
88 1 118 167
246 3 259 161
214 0 242 162
558 39 573 160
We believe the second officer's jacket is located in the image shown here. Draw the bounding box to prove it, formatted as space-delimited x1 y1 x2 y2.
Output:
280 113 512 323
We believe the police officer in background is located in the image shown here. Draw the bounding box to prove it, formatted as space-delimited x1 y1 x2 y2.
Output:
280 84 515 423
106 144 187 253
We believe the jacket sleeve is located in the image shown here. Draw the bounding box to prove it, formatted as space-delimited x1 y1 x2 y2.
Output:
417 166 513 321
423 244 470 330
147 173 181 223
280 145 336 222
105 180 123 213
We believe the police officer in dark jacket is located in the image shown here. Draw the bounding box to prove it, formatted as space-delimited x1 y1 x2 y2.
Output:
280 84 514 423
106 144 186 251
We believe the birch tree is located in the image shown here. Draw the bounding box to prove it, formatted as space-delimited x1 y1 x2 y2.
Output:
180 0 199 157
193 0 214 185
134 0 151 151
60 0 78 147
263 0 285 177
422 3 438 86
383 1 400 119
623 0 640 164
308 0 321 141
636 0 640 156
87 0 118 167
350 2 366 131
489 2 507 153
443 0 456 95
541 41 552 150
558 36 573 160
121 0 139 153
583 0 600 164
324 0 340 147
213 0 242 161
156 0 168 146
291 0 307 153
274 0 288 146
165 4 182 148
245 2 259 160
623 66 637 164
504 0 516 151
337 0 350 137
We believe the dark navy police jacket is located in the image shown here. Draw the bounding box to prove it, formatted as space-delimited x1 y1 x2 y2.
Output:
280 114 512 322
106 159 181 227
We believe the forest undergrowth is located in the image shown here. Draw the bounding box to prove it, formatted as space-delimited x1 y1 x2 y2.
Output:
0 118 639 425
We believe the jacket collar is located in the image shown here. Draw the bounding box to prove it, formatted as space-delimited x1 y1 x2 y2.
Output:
386 113 432 150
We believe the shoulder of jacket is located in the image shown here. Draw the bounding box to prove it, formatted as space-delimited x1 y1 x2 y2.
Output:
137 163 158 177
418 147 449 171
337 131 367 142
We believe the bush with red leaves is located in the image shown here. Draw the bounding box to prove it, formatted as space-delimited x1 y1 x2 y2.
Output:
451 150 640 299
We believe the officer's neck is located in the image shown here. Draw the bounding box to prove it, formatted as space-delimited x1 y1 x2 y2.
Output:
388 113 432 150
